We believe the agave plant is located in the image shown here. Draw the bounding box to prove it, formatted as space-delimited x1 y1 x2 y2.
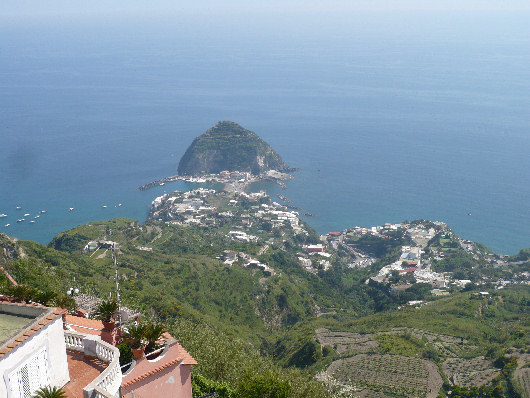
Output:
92 298 119 322
32 385 66 398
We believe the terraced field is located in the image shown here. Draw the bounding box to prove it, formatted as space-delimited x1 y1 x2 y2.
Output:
442 356 499 387
326 354 442 398
316 329 379 354
316 327 476 357
316 327 498 396
515 367 530 398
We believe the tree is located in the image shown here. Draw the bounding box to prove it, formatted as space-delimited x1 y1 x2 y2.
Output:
237 373 291 398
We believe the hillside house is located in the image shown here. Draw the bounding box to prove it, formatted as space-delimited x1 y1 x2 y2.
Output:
304 244 324 253
0 297 196 398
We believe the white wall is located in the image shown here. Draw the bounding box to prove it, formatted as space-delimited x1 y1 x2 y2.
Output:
0 316 70 398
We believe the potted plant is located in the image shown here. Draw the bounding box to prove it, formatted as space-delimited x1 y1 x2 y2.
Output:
144 320 168 358
92 298 119 331
122 322 147 359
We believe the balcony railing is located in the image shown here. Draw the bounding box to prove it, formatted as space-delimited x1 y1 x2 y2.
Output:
64 330 122 398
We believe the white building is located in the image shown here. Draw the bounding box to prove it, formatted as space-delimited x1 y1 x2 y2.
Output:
0 302 70 398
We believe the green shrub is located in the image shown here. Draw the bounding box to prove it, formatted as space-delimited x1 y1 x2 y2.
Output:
192 373 235 398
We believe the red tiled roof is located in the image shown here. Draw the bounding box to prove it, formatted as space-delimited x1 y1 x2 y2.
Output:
66 314 105 335
0 266 18 286
121 342 196 388
399 267 418 273
122 357 183 387
0 301 65 359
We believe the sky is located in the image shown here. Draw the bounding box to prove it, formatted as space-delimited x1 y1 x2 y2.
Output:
3 0 530 20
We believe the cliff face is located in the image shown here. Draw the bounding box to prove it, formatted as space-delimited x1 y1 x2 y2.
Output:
177 121 290 175
0 233 21 262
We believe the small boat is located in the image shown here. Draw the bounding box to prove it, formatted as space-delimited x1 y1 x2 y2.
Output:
17 219 25 222
29 220 35 224
102 205 107 208
0 214 7 218
16 206 22 210
41 210 47 213
69 207 74 211
5 224 10 227
118 203 123 207
34 215 40 219
160 182 165 186
24 213 30 217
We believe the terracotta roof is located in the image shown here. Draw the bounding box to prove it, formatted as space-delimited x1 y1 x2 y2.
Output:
121 357 183 387
121 341 196 388
66 314 105 336
178 342 197 365
0 301 65 359
0 266 18 286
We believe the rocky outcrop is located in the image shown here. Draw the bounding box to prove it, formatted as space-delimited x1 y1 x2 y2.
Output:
177 121 291 175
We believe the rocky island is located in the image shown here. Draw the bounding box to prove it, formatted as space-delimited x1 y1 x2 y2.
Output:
177 121 292 176
139 121 294 191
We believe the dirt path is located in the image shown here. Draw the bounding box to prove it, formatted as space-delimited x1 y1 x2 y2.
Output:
97 249 108 259
258 244 269 255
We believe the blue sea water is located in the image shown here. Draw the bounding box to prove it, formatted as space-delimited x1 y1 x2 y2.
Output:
0 10 529 254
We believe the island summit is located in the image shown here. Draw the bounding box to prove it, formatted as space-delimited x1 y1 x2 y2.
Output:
177 121 292 176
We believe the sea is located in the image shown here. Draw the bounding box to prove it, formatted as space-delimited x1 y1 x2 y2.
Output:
1 9 529 254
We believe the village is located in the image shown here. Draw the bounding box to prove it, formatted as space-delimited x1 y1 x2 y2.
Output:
148 188 529 300
138 169 293 192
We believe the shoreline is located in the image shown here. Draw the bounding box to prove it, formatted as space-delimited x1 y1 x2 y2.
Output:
138 171 293 192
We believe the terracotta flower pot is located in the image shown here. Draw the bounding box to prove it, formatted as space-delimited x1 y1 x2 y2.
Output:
132 346 145 360
102 320 116 331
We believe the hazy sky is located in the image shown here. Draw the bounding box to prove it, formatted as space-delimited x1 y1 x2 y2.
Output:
3 0 530 19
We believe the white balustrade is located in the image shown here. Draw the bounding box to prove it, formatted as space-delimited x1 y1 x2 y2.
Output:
64 330 85 351
63 329 122 398
83 339 122 398
93 386 115 398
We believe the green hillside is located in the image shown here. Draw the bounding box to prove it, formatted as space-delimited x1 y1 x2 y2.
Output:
1 210 528 397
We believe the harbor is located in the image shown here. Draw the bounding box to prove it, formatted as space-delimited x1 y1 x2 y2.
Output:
138 170 293 192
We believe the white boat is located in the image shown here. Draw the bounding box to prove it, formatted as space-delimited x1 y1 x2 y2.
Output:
0 214 7 218
24 213 30 217
41 210 47 213
5 224 10 227
160 182 165 186
16 206 22 210
118 203 123 207
34 215 40 219
102 205 107 208
69 207 74 211
29 220 35 224
17 219 24 222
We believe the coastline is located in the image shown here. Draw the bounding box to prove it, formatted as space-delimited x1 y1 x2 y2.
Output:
138 171 293 193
